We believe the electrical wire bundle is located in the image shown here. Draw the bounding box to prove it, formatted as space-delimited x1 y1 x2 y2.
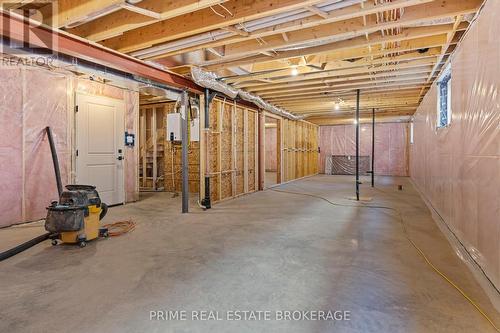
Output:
101 220 136 237
270 187 500 332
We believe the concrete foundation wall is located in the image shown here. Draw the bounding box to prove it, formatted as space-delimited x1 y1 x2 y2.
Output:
410 0 500 294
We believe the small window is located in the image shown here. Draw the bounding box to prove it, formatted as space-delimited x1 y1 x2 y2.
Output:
410 122 414 144
437 64 451 128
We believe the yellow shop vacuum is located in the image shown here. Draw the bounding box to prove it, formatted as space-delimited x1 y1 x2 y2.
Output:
45 185 109 247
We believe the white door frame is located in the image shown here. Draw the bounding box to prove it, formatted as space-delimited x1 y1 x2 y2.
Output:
75 92 126 205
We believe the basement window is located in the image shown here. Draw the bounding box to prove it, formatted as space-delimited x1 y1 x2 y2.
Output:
437 64 452 128
410 122 414 144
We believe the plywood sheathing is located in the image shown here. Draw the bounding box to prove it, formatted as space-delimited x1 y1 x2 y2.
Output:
199 97 318 204
282 118 319 182
204 98 259 203
247 110 257 192
235 107 245 195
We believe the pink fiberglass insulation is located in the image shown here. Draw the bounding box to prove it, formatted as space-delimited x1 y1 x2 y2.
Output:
0 68 70 226
0 68 139 228
0 69 23 225
24 70 70 221
410 0 500 296
319 122 409 176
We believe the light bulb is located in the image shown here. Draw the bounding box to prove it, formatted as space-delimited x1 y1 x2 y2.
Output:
291 67 298 76
353 119 358 124
334 103 340 110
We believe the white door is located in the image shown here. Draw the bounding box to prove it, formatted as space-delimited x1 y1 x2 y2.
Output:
76 93 125 206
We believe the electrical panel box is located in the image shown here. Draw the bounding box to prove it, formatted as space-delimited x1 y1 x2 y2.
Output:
167 113 181 141
166 113 200 142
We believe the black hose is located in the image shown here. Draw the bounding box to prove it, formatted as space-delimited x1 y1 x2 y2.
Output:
45 127 63 197
0 232 52 262
99 203 108 220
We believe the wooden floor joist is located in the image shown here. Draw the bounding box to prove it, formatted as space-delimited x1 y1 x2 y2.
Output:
5 0 483 123
2 0 483 122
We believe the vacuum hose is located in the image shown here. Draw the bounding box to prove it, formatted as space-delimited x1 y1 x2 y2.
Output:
0 232 53 262
100 203 108 220
1 203 108 262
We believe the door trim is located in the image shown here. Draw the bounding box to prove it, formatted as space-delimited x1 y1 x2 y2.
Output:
75 92 126 205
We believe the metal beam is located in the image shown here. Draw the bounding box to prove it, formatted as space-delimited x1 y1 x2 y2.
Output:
0 10 202 92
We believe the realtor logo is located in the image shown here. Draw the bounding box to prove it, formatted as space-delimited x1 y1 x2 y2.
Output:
0 1 58 56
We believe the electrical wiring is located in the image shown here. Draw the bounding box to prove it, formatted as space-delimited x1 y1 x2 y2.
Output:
209 6 224 18
101 220 136 237
217 3 233 17
270 187 500 332
209 4 233 18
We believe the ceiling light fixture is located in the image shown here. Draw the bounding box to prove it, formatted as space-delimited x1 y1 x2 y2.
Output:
291 67 299 76
334 98 344 111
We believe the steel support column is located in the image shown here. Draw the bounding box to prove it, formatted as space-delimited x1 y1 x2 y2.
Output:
181 91 189 213
355 89 360 201
371 108 375 188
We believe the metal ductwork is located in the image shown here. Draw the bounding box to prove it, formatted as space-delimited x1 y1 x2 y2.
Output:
190 67 301 120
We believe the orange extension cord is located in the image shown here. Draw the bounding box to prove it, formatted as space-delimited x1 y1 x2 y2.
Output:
101 220 136 237
271 187 500 332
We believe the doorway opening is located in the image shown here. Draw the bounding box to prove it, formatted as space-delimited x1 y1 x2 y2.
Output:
138 87 200 202
264 116 280 188
75 93 125 206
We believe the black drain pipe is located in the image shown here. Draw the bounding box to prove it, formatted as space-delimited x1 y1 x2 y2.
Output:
201 88 212 209
355 89 360 201
371 108 375 188
181 91 189 213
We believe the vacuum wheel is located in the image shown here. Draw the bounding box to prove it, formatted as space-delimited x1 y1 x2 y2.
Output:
99 228 109 238
79 241 87 248
51 239 58 246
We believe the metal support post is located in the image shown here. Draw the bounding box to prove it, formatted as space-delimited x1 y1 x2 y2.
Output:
181 91 189 213
355 89 360 201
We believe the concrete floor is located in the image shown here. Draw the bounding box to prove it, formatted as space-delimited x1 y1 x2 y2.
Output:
1 175 499 333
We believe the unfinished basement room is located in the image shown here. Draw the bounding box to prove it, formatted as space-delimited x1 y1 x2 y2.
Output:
0 0 499 332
